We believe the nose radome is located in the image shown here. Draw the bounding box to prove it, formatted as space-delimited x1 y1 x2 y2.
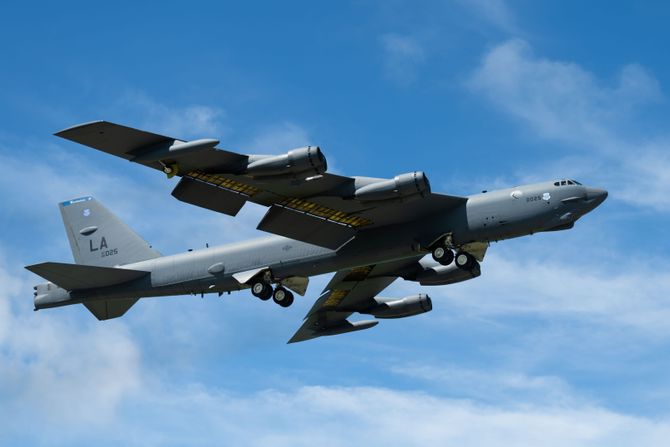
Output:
585 187 608 205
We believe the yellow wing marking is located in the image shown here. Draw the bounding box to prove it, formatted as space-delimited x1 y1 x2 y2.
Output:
323 289 349 308
279 198 373 228
321 265 376 309
186 172 374 228
187 171 261 196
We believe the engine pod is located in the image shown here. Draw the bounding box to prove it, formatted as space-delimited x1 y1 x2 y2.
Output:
245 146 327 177
365 294 433 319
354 171 431 201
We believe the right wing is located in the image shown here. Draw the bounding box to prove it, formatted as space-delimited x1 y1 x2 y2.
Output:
56 121 467 249
288 256 424 343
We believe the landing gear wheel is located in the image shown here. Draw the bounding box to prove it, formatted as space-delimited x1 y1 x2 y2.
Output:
273 287 294 307
432 245 454 265
455 251 476 270
251 281 272 300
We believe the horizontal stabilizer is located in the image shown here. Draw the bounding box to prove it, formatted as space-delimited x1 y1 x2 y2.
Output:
84 298 139 320
25 262 149 291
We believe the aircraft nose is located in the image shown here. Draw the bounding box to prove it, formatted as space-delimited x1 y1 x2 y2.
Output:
585 187 608 206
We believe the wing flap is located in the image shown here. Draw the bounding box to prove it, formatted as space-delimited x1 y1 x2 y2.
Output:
55 121 469 249
25 262 149 291
171 176 247 216
257 205 356 250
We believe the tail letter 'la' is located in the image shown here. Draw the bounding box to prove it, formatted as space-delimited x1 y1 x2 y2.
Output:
59 197 160 267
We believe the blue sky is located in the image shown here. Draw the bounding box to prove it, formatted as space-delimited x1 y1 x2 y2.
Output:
1 1 670 445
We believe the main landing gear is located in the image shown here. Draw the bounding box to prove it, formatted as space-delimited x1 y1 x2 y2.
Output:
431 240 478 271
431 243 455 266
250 280 294 307
454 251 477 270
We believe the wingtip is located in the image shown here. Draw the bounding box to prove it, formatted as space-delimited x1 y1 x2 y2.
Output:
54 120 106 137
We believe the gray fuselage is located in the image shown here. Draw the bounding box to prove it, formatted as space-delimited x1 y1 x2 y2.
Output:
35 179 607 309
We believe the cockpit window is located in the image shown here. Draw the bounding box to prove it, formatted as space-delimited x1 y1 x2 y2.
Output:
555 179 582 186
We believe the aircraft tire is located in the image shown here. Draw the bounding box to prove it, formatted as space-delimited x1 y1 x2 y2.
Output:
455 251 476 270
432 245 454 265
252 281 272 300
280 291 294 307
273 287 294 307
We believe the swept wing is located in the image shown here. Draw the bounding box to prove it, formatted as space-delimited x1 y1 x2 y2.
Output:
56 121 466 249
288 256 425 343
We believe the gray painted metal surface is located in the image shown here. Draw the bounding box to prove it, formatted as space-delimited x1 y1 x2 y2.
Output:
26 122 608 343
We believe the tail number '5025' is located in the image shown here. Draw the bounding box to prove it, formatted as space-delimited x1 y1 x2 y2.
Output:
102 248 118 258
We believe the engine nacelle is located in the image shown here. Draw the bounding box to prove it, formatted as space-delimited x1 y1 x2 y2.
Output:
354 171 431 201
414 262 480 286
365 294 432 319
245 146 327 177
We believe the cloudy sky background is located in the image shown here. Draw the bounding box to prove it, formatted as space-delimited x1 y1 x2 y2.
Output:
1 1 670 445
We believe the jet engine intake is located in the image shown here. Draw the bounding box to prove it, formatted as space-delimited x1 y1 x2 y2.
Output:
354 171 431 201
245 146 327 177
365 294 432 319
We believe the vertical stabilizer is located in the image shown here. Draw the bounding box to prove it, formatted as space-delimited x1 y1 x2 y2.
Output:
59 197 160 267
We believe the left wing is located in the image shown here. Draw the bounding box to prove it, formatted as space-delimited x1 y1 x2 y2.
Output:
288 256 425 343
56 121 467 249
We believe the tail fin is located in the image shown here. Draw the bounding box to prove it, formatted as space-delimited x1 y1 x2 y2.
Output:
59 197 160 267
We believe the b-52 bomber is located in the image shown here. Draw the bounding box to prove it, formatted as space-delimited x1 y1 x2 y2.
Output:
26 121 607 342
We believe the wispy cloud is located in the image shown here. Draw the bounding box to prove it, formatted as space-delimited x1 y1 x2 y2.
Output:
247 121 312 153
0 256 141 439
421 249 670 339
379 33 426 85
469 39 670 211
392 363 577 406
117 91 228 139
455 0 518 34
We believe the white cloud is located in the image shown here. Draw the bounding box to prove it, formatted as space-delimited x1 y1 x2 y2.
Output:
117 91 227 139
470 40 661 144
455 0 518 34
3 240 669 447
3 89 668 445
380 33 426 85
469 39 670 211
418 249 670 339
392 363 577 406
62 384 670 446
248 121 312 153
0 256 141 441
